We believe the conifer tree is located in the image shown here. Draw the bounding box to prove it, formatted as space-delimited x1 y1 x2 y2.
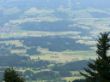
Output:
80 32 110 82
3 68 25 82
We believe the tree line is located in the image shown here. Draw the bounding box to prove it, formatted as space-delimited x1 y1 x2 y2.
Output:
2 32 110 82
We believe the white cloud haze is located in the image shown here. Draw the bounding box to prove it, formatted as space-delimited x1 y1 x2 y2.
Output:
0 0 110 50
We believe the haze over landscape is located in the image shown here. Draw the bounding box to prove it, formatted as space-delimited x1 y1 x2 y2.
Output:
0 0 110 82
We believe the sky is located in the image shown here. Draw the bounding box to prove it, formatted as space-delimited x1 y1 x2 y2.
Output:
0 0 110 50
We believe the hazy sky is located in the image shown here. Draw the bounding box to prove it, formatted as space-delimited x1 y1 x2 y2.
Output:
0 0 110 49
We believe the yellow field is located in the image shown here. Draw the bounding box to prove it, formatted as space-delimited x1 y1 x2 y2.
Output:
30 50 96 63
